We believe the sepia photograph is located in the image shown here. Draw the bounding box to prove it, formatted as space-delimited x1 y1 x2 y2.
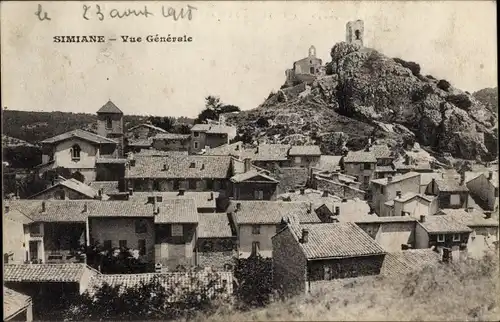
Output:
1 1 498 321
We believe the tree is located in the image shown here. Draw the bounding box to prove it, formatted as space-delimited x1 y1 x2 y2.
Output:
195 96 241 124
148 116 175 132
233 255 273 309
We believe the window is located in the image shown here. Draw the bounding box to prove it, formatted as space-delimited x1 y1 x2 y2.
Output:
252 225 261 235
156 196 163 202
309 67 315 74
138 239 146 255
119 240 127 248
189 179 197 190
437 234 445 242
71 144 81 160
206 179 214 190
364 163 371 170
189 162 196 168
135 219 148 234
153 181 160 191
452 234 460 242
171 224 184 237
193 132 200 138
173 180 180 190
201 240 213 252
364 176 370 185
31 223 41 234
103 240 112 249
450 194 461 206
355 29 361 40
251 241 260 256
254 190 264 200
194 142 199 149
324 266 332 280
106 117 112 129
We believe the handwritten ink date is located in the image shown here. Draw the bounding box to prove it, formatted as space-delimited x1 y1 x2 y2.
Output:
81 4 196 21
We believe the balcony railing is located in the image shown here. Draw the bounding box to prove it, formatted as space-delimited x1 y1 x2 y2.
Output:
30 232 43 238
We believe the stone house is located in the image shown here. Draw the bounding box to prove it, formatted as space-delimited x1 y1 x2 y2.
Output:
415 214 472 258
227 200 322 258
126 123 167 141
203 141 245 158
437 208 499 259
190 124 237 154
38 129 119 183
4 286 33 322
230 162 279 201
125 155 233 194
125 139 153 153
370 172 421 216
128 190 220 213
28 178 108 200
241 144 291 171
419 172 443 194
288 145 321 168
466 171 499 211
311 172 365 200
196 213 237 269
382 192 438 217
342 147 377 190
425 177 469 209
285 46 323 86
355 216 419 252
151 133 191 152
272 222 386 296
4 207 32 264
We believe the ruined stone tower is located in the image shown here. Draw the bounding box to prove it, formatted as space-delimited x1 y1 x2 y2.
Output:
346 20 364 47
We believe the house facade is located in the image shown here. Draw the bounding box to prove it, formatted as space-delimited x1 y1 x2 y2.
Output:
466 172 499 211
288 145 321 168
152 133 191 152
355 216 418 252
342 148 377 190
370 172 421 216
425 178 469 209
382 192 438 218
230 167 279 201
190 124 237 154
126 123 167 141
196 213 237 269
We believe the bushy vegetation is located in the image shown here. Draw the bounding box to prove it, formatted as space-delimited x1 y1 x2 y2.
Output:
411 84 435 102
446 94 473 110
194 96 240 124
196 253 499 321
437 79 452 91
393 57 421 76
233 256 274 309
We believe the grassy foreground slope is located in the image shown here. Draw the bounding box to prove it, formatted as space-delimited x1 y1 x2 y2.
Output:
195 253 499 321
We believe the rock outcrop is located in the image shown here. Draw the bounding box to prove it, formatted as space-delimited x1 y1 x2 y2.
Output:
227 42 497 161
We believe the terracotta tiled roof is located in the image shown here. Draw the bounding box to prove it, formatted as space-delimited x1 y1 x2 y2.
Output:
371 172 420 186
128 191 219 209
96 100 123 114
5 199 198 223
420 172 443 186
28 178 101 199
191 124 236 136
434 178 469 192
289 145 321 156
198 213 234 238
4 287 31 319
153 198 198 224
153 133 191 140
380 249 442 276
343 150 377 163
2 135 36 148
229 200 322 224
231 157 270 175
127 123 167 133
4 209 34 224
125 155 232 179
370 144 393 159
4 264 95 283
289 222 386 259
393 192 434 203
277 189 342 206
355 215 417 224
419 215 473 234
89 181 120 194
438 209 499 227
86 270 234 302
127 139 153 147
96 158 128 164
273 167 309 192
321 199 373 222
241 144 290 161
134 149 189 157
315 155 342 172
204 142 244 157
230 170 279 183
40 129 117 145
374 165 395 173
465 171 499 188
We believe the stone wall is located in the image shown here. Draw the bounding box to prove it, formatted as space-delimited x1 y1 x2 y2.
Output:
313 176 365 199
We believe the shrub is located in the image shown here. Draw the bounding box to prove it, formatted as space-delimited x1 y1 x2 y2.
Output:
393 58 421 76
426 74 436 80
446 94 473 110
234 256 273 309
256 117 269 128
411 84 434 102
437 79 451 91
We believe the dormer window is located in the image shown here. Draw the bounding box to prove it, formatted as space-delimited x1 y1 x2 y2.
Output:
71 144 81 160
106 117 112 129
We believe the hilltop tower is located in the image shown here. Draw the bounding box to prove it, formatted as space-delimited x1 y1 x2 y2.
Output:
346 20 364 47
96 100 124 158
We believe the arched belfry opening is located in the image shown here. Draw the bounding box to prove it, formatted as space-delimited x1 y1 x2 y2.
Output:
355 29 361 40
308 45 316 57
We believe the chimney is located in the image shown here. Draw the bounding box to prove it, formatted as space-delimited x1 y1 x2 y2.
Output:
201 163 205 170
129 159 136 167
244 158 252 172
300 229 309 244
255 146 259 154
178 188 185 196
236 202 241 211
460 172 465 185
235 145 240 151
484 211 492 219
405 155 411 165
419 215 426 223
488 171 493 180
396 191 402 198
387 175 393 183
83 203 88 213
300 188 305 195
322 190 329 197
335 206 340 216
147 196 156 204
4 205 9 213
128 188 133 196
98 189 103 197
364 145 370 152
442 248 452 263
42 201 46 213
209 192 214 201
307 202 312 214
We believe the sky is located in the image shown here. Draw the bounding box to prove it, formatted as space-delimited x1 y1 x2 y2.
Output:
1 1 497 118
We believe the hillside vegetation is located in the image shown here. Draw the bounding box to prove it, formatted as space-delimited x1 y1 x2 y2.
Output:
194 254 499 321
226 42 498 161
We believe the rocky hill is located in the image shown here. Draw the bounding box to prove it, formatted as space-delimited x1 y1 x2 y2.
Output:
473 87 498 115
226 42 498 162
